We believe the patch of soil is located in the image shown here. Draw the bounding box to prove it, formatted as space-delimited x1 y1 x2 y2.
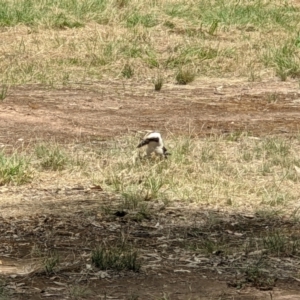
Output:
1 79 300 299
1 79 300 147
1 193 300 299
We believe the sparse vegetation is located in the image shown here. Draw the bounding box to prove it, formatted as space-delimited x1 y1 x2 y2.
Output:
263 231 300 256
0 279 6 296
1 133 299 214
0 85 8 101
263 38 300 81
91 244 140 272
69 286 92 300
175 67 196 85
244 263 276 290
121 63 134 78
43 251 60 275
153 75 163 91
35 143 69 171
0 151 31 185
2 0 300 297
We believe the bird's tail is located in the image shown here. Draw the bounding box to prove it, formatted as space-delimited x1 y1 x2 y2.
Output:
137 139 148 148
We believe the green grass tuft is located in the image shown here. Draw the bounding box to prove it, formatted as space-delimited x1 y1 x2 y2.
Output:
35 144 69 171
176 67 195 84
0 151 31 185
91 245 140 272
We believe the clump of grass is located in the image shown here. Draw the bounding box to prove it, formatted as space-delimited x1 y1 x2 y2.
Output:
0 85 8 101
208 19 219 35
253 137 290 160
263 39 300 81
121 189 146 209
263 231 300 256
69 286 92 300
143 175 166 200
115 0 129 9
126 12 158 28
35 144 69 171
0 278 9 299
0 151 31 185
153 75 163 91
91 245 140 272
187 239 227 255
175 67 195 84
43 251 60 275
245 263 276 289
121 63 134 78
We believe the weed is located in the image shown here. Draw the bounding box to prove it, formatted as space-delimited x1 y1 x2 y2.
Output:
254 137 290 162
69 286 92 300
226 131 245 142
126 12 158 28
115 0 129 9
121 63 134 78
0 151 31 185
175 67 195 84
200 145 215 162
263 39 300 81
165 3 190 18
157 294 171 300
43 251 60 275
267 93 278 103
260 161 272 175
143 176 165 200
52 13 83 29
126 293 139 300
91 245 140 272
0 279 8 299
35 144 69 171
263 231 300 256
208 19 218 35
153 75 163 91
0 85 8 101
242 150 253 162
245 263 276 289
163 20 175 29
122 189 145 209
132 207 151 222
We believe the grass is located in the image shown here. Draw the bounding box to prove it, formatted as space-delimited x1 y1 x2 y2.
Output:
43 251 60 275
0 279 9 300
0 151 31 185
0 0 299 85
0 85 8 101
2 133 300 218
69 286 92 300
244 262 276 290
263 37 300 81
91 244 140 271
263 231 300 256
153 75 163 91
2 133 300 292
175 67 196 84
35 143 69 171
121 63 134 78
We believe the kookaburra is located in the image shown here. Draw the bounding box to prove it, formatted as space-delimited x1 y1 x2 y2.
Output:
137 132 170 158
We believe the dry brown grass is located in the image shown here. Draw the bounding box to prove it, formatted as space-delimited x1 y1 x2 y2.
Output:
1 0 300 85
1 132 300 219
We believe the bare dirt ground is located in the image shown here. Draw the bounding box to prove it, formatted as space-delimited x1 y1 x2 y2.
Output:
1 79 300 299
1 78 300 146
